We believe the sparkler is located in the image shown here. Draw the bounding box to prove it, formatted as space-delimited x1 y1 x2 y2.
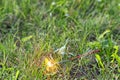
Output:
44 49 100 75
69 49 100 61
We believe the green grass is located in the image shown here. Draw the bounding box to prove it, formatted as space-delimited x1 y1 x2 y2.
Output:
0 0 120 80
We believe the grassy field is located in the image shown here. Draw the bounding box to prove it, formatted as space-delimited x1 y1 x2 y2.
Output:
0 0 120 80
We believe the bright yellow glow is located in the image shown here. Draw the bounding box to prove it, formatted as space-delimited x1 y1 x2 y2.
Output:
44 57 59 75
45 57 54 67
47 61 53 67
44 57 59 74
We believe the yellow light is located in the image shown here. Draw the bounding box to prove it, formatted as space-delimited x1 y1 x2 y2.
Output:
44 57 60 75
45 57 54 67
47 61 53 67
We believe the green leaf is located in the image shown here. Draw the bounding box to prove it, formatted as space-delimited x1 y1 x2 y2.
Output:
95 54 105 70
111 46 120 66
21 35 33 42
98 29 110 39
15 70 20 80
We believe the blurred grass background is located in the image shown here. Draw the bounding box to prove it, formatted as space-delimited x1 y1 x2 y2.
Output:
0 0 120 80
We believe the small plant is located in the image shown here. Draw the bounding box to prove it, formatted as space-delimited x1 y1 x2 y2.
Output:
111 46 120 66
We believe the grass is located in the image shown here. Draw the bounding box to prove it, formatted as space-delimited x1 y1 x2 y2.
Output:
0 0 120 80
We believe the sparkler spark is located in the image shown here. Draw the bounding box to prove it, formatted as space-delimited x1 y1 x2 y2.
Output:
44 57 60 75
47 61 53 67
